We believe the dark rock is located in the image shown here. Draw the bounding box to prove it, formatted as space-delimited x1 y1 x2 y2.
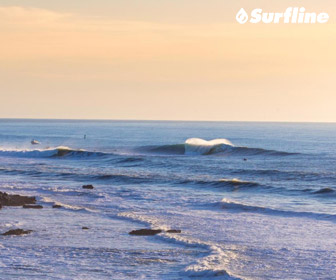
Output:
2 229 33 236
82 227 89 230
166 229 181 233
129 229 162 236
52 204 62 208
82 185 94 189
0 192 36 207
23 204 43 209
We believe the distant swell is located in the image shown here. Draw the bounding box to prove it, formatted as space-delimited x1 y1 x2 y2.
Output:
141 144 185 155
219 199 336 221
179 178 262 190
227 146 296 156
313 187 335 195
0 167 150 184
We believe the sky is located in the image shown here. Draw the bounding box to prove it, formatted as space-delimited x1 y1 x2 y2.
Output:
0 0 335 121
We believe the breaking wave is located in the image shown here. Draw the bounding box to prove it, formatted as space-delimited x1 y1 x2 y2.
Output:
139 138 297 157
0 138 298 159
185 138 234 155
0 146 109 159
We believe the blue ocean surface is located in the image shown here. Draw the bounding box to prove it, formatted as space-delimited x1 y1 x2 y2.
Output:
0 119 335 279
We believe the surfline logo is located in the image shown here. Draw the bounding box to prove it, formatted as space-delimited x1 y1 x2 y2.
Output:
236 7 329 24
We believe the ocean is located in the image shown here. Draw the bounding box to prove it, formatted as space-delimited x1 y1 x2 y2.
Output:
0 119 335 279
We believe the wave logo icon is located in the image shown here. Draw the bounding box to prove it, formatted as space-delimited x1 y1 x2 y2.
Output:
236 8 249 24
235 7 329 24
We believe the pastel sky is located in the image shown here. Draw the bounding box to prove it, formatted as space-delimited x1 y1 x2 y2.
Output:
1 0 335 121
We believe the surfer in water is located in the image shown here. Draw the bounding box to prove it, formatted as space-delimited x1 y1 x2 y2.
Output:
31 139 40 145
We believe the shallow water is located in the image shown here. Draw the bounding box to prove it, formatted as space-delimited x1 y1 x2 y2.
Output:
0 119 335 279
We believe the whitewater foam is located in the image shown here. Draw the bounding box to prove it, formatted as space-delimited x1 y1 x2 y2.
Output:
41 197 98 213
118 211 240 279
185 138 234 155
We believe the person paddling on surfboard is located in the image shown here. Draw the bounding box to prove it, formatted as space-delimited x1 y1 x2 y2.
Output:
31 139 40 145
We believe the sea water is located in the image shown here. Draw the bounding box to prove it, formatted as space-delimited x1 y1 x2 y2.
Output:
0 119 335 279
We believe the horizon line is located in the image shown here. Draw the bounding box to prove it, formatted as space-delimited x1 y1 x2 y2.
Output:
0 117 335 124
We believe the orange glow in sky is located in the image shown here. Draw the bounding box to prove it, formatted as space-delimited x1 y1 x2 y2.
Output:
0 1 335 121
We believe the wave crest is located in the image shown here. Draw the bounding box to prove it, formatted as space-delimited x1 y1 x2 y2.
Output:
185 138 234 155
0 146 108 159
0 138 298 159
140 138 297 157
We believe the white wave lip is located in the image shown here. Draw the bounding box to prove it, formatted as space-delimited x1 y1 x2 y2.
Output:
0 146 86 158
41 197 98 213
0 146 69 157
185 138 234 155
